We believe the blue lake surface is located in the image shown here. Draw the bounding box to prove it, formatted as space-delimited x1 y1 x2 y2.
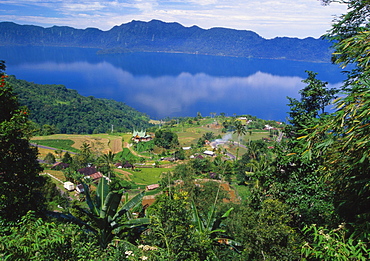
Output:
0 46 346 121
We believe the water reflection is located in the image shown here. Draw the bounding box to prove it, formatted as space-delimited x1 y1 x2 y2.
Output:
112 70 341 120
2 47 344 120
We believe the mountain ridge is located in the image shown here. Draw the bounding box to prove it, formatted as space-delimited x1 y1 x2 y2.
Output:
0 20 332 62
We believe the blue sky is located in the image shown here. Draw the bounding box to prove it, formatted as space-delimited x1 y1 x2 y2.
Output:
0 0 347 39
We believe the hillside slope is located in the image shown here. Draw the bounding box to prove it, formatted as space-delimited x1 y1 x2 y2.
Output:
7 76 151 134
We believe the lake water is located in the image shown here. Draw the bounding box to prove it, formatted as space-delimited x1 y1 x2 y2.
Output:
1 46 345 121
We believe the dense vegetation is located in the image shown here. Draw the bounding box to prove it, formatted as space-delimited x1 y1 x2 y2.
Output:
1 1 370 260
6 75 151 134
0 20 331 62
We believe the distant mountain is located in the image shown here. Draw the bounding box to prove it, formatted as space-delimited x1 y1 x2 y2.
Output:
0 20 332 62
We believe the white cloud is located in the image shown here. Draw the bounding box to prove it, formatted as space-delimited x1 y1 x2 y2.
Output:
0 0 347 38
60 2 106 12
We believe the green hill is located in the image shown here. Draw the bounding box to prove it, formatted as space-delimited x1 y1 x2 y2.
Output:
7 75 151 134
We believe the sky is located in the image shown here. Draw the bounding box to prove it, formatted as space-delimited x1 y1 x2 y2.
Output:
0 0 347 39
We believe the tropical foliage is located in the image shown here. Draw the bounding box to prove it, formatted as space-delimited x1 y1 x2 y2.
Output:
72 178 149 248
6 75 151 134
0 61 44 221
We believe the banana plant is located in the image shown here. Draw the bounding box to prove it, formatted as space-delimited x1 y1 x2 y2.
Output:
75 178 149 248
190 184 241 254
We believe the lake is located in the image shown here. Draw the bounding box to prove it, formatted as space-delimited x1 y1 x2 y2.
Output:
1 46 345 121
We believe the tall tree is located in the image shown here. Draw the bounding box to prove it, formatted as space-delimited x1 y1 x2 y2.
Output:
266 71 340 227
298 2 370 256
300 0 370 224
286 70 337 138
154 129 179 149
98 151 116 178
0 61 44 221
233 120 247 160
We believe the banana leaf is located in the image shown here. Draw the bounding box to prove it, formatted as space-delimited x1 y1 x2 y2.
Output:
100 192 122 220
82 181 99 216
96 178 109 211
113 191 145 220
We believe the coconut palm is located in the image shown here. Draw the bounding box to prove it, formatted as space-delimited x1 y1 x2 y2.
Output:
98 151 116 178
233 120 247 160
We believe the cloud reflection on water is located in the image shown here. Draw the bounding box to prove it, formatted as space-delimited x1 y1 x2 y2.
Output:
13 61 342 120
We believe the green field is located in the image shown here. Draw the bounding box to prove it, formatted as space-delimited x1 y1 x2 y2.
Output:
130 168 168 185
32 139 79 153
126 168 170 186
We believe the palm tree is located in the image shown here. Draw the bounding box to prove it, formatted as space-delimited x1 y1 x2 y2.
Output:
233 120 247 160
246 155 271 189
99 151 116 178
54 149 63 161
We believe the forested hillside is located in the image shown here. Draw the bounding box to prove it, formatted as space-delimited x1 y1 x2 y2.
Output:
7 76 151 134
0 20 331 62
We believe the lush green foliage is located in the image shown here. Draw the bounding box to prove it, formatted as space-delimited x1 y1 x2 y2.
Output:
0 62 44 221
0 211 95 260
6 75 151 134
62 178 149 248
115 148 142 163
44 152 56 164
224 199 302 260
301 224 370 260
154 129 179 149
134 140 155 153
303 0 370 224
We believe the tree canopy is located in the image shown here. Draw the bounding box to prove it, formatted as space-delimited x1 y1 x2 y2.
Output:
0 61 44 221
6 76 151 134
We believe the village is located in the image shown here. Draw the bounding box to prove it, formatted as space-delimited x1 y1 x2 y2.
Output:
33 115 282 206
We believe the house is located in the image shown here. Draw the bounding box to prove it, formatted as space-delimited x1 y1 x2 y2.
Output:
64 181 74 191
146 184 160 190
123 161 134 169
160 157 175 162
76 184 84 193
115 162 123 168
264 125 277 130
51 162 69 170
132 129 152 142
203 150 215 156
89 172 104 180
77 167 103 181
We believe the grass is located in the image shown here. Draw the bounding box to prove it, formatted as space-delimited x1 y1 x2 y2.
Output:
126 168 170 186
31 133 125 153
44 169 67 181
32 139 79 153
233 184 252 202
115 148 141 162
